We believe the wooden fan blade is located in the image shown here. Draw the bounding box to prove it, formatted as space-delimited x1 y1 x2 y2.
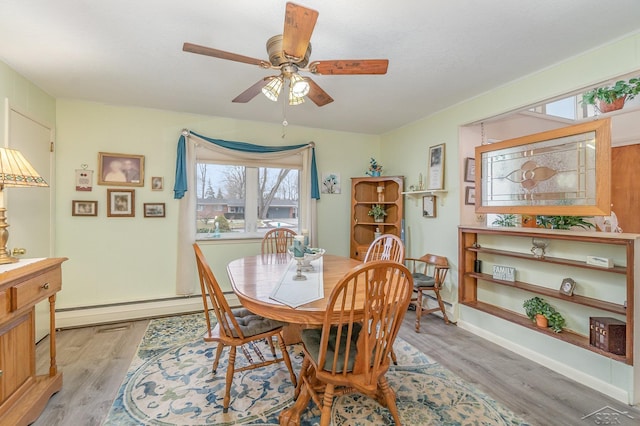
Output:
183 42 268 67
282 2 318 61
309 59 389 75
306 78 334 107
232 79 269 103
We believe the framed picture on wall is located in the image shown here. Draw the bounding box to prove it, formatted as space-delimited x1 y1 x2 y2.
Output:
151 176 164 191
107 189 135 217
465 186 476 205
72 200 97 216
422 195 436 218
98 152 145 187
427 143 445 190
144 203 166 218
464 157 475 182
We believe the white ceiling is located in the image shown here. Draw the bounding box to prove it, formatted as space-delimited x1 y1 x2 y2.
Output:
1 1 640 135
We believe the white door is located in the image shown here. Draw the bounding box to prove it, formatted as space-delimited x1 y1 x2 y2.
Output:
7 103 54 341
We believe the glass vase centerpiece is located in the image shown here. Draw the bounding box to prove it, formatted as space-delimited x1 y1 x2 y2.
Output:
290 235 325 280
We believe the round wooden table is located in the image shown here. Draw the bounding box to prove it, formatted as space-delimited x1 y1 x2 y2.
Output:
227 253 361 326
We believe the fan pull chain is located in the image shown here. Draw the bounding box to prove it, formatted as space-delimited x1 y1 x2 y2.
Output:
281 86 289 138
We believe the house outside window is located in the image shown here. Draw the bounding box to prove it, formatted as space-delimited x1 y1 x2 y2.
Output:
196 162 299 239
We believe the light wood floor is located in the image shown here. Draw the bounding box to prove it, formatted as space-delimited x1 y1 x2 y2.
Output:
34 311 640 425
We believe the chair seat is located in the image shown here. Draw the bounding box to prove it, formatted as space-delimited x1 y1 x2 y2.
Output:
301 323 362 372
412 272 435 288
229 308 287 338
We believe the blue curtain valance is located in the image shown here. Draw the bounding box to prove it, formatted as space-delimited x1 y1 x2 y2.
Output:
173 130 319 200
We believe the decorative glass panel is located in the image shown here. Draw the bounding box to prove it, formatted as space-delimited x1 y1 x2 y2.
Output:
475 119 611 216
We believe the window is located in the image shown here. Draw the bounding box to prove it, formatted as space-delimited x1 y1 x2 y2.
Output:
196 162 299 239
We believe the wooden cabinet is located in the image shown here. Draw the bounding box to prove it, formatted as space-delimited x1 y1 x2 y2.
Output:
350 176 403 260
0 258 66 425
458 226 637 365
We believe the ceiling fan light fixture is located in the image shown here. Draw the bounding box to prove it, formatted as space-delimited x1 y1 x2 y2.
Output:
289 90 305 106
262 76 283 102
290 73 310 97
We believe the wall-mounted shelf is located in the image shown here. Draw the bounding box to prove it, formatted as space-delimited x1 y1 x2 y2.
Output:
402 190 448 205
458 225 637 365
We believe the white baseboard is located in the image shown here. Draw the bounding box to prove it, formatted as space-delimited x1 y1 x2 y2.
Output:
56 294 240 329
458 319 630 404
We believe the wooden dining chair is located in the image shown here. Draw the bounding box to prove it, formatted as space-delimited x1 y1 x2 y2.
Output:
281 260 413 426
193 243 297 413
405 253 450 331
261 227 297 254
363 233 404 365
363 234 404 263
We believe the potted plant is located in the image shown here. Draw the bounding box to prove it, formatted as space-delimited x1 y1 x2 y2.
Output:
368 204 387 222
523 296 566 333
492 214 517 227
582 77 640 113
366 158 383 177
536 215 594 230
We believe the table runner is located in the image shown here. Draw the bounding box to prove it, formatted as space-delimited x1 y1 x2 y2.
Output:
269 257 324 308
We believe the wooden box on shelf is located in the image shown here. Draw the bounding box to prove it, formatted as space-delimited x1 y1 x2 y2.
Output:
590 317 626 356
350 176 403 260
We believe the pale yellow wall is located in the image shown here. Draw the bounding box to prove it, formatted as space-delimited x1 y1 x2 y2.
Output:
54 99 379 308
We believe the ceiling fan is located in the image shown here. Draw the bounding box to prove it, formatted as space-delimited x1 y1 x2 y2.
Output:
183 2 389 107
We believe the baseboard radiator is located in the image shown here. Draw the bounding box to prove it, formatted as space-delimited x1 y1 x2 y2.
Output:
55 293 240 329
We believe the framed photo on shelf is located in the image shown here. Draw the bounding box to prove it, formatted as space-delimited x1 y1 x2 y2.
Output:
144 203 166 218
98 152 145 187
427 143 445 190
107 189 135 217
465 186 476 205
464 157 475 183
560 278 576 296
151 176 164 191
422 195 436 218
72 200 97 216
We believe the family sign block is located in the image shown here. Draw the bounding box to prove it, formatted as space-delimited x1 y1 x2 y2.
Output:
492 265 516 282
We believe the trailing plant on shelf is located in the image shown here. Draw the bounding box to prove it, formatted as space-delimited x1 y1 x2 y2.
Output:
368 204 387 222
366 157 383 176
582 77 640 113
523 296 566 333
492 214 517 227
536 215 595 230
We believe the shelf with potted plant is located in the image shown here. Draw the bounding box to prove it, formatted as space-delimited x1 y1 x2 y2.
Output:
582 77 640 114
350 175 404 260
458 225 636 365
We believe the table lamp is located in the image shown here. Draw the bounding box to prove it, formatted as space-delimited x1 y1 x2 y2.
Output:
0 147 48 264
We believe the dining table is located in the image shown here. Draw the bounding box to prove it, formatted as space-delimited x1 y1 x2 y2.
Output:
227 252 361 326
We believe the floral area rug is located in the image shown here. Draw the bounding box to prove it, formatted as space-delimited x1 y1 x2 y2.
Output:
103 313 529 425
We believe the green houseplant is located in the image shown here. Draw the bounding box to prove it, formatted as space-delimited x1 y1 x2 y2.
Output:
582 77 640 113
523 296 566 333
368 204 387 222
536 215 594 230
492 214 517 227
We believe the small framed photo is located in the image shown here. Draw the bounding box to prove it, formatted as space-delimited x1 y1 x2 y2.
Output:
560 278 576 296
465 186 476 205
144 203 166 218
72 200 97 216
151 176 164 191
107 189 135 217
427 143 445 190
422 195 436 218
464 157 475 183
98 152 145 187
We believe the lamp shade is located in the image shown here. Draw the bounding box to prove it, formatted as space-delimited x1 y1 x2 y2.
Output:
0 147 48 188
290 73 310 97
262 76 284 102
